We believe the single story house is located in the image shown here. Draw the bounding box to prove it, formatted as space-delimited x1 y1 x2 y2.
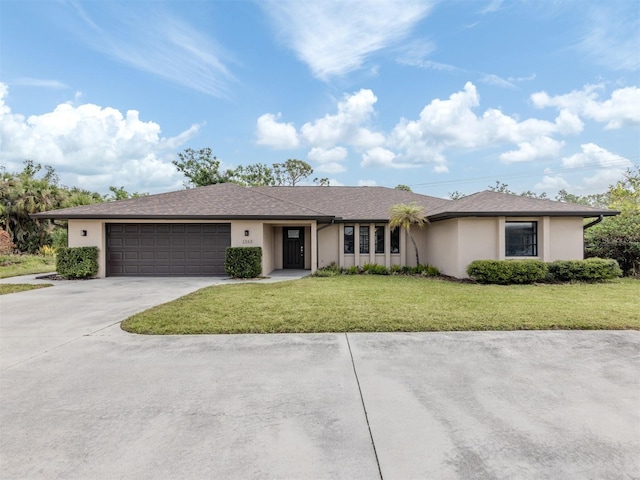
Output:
33 183 617 278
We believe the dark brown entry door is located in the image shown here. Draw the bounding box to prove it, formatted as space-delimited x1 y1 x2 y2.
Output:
283 227 304 269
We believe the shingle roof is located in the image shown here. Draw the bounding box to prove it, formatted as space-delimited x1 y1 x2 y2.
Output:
425 190 618 219
32 184 617 221
32 183 331 220
253 186 450 221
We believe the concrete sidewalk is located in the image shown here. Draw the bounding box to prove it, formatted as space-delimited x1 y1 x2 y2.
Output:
1 275 638 479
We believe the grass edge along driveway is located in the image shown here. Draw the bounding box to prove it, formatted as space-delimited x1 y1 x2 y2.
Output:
121 276 640 334
0 283 51 295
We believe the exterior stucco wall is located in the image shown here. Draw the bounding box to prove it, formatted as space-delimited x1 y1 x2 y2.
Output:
549 217 584 261
424 219 459 277
262 224 275 275
457 218 499 276
68 219 106 277
318 224 339 268
406 226 428 268
231 221 264 248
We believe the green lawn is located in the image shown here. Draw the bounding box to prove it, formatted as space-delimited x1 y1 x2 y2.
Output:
122 276 640 334
0 283 52 295
0 254 55 279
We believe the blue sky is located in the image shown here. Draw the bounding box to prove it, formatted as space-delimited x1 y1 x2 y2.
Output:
1 0 638 198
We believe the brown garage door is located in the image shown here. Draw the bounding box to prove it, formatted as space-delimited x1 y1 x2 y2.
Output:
106 223 231 276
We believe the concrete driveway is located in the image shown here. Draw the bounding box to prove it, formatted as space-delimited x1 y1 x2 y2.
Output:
1 276 639 479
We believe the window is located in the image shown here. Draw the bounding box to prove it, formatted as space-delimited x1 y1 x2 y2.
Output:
344 226 354 254
505 221 538 256
359 226 370 254
375 226 385 254
390 228 400 253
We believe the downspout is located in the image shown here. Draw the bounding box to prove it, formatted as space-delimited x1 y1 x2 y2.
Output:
583 215 604 259
316 220 335 271
583 215 604 230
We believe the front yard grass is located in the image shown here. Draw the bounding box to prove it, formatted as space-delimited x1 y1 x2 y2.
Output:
122 276 640 334
0 283 51 295
0 254 55 279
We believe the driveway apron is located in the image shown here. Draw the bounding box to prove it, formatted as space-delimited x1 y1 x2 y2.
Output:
0 276 638 479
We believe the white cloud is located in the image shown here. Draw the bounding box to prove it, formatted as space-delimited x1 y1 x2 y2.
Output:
480 74 515 89
256 113 300 149
554 109 584 135
301 89 382 148
12 78 69 89
576 4 640 72
534 175 570 191
65 2 235 97
480 0 504 14
531 84 640 129
390 82 560 155
358 179 377 187
561 143 632 169
560 143 633 192
261 0 434 80
360 147 398 168
0 83 196 193
316 162 347 174
500 137 564 163
255 82 634 181
307 146 347 163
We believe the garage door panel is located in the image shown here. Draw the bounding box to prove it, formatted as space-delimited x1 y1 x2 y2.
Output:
107 223 230 276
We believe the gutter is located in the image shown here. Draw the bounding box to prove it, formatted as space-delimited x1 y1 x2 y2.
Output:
583 215 604 230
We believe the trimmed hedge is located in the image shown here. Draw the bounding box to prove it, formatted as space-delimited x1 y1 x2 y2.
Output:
313 262 440 277
548 258 622 282
56 246 99 279
466 259 548 285
225 247 262 278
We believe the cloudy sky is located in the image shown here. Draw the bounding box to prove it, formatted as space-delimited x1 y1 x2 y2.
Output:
1 0 638 198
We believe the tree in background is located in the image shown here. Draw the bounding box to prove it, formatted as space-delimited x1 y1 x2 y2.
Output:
230 163 276 187
106 186 148 201
313 177 330 186
395 184 411 192
173 149 318 187
273 159 313 186
172 147 231 187
555 189 609 208
389 202 427 266
585 167 640 276
0 160 66 252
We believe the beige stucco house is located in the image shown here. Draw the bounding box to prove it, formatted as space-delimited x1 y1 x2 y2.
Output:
34 184 617 278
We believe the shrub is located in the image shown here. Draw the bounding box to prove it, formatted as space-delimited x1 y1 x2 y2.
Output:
343 265 361 275
50 228 68 249
362 263 389 275
467 259 548 284
39 245 56 257
313 263 340 277
548 258 622 282
415 264 440 277
56 247 99 279
389 264 403 275
225 247 262 278
0 229 16 254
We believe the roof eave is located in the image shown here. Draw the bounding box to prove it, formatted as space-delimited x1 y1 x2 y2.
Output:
30 213 337 222
427 210 620 221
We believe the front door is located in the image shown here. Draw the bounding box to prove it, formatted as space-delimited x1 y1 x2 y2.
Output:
283 227 304 269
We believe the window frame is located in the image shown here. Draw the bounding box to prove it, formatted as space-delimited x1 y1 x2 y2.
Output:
344 226 354 254
390 227 400 254
505 221 538 257
374 226 385 254
359 226 370 254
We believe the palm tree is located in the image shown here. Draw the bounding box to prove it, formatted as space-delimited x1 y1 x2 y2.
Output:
389 202 428 266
